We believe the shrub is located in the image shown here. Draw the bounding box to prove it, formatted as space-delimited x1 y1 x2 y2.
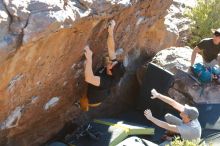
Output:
185 0 220 47
167 137 204 146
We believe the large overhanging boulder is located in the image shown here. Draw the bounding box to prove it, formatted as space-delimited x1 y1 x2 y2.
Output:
152 47 220 104
0 0 183 145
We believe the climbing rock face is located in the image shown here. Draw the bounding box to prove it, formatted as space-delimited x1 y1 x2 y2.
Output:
153 47 220 104
0 0 188 145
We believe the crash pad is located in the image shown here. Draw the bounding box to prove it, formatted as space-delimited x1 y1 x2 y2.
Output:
200 132 220 146
197 104 220 130
137 62 174 117
70 118 154 146
116 136 158 146
93 119 155 146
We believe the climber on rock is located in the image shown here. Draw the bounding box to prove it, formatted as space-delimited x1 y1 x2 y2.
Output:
80 20 125 111
144 89 201 141
191 28 220 68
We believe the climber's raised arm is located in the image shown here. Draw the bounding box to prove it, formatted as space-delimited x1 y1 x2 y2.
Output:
150 89 184 112
107 20 116 61
84 45 100 86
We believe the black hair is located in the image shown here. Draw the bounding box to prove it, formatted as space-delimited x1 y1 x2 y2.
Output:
214 31 220 37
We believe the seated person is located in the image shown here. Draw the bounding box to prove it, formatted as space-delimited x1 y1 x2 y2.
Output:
190 28 220 81
144 89 201 141
81 20 125 111
191 28 220 68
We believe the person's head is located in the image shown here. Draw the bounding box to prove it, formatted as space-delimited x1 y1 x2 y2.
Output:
180 105 199 123
212 28 220 45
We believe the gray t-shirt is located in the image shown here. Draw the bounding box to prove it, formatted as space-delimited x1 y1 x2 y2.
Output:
177 119 201 140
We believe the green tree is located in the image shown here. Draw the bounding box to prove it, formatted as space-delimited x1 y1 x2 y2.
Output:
186 0 220 47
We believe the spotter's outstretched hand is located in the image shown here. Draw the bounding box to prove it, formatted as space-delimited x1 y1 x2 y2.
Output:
144 109 153 120
151 89 160 99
